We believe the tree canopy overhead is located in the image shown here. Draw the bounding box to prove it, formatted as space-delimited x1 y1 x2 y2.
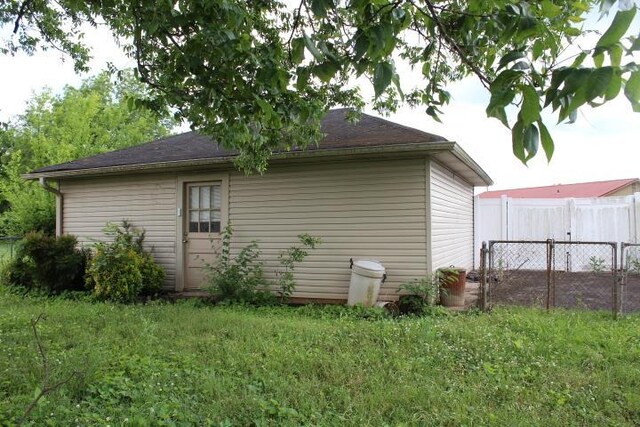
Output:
2 0 639 172
0 72 174 235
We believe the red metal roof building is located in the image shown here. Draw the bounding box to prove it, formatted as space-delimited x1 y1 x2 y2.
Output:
479 178 640 199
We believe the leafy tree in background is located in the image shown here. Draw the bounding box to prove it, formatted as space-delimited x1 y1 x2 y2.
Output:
1 0 639 171
0 72 174 235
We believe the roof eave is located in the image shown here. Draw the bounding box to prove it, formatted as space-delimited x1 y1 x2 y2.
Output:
448 144 493 186
24 140 492 186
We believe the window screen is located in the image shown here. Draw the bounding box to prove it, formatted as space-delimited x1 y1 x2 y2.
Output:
188 184 221 233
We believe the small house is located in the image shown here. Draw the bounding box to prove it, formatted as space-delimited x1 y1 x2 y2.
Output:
26 109 492 301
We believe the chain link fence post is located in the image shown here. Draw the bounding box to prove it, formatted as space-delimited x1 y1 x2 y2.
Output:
488 241 495 310
546 239 555 310
479 241 488 311
612 243 618 319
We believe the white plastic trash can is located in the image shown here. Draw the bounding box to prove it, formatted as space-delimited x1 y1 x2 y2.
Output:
347 259 386 307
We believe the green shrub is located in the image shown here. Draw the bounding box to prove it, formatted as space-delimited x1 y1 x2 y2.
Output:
86 221 165 303
1 232 89 293
205 224 274 304
398 276 440 315
275 233 322 302
205 226 322 305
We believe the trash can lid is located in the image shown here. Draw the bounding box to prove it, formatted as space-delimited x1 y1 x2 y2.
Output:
353 259 385 272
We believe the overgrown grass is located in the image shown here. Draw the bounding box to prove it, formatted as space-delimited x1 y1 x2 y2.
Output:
0 240 17 259
1 289 639 426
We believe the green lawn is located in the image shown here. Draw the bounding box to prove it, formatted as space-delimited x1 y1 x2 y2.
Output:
1 290 639 426
0 240 16 259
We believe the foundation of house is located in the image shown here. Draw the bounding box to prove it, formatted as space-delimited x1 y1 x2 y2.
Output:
165 282 481 311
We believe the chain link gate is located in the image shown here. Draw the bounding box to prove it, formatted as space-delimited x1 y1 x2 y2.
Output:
620 243 640 315
484 240 551 309
481 240 619 317
551 241 617 314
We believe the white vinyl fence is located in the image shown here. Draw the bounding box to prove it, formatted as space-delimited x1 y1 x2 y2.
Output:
474 193 640 267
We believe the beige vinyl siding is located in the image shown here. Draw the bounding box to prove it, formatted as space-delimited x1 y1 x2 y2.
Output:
608 182 640 197
430 161 474 270
229 158 428 300
60 173 177 288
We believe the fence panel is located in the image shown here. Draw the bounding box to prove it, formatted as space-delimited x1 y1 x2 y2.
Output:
475 194 639 268
621 243 640 314
484 240 619 316
551 241 617 314
487 241 550 308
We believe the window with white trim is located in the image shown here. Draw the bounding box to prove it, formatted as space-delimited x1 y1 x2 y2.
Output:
188 184 221 233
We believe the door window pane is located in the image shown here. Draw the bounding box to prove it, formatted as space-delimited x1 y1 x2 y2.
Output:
189 210 198 232
200 186 210 209
189 187 199 209
212 185 221 209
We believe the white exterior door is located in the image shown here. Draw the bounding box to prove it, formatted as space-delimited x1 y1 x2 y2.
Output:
183 182 222 290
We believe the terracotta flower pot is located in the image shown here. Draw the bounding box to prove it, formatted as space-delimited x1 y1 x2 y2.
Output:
439 268 467 307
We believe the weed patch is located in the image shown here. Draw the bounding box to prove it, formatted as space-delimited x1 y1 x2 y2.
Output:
1 289 639 426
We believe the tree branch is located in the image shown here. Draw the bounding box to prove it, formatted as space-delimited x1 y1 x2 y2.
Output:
410 0 491 89
21 314 81 422
13 0 33 34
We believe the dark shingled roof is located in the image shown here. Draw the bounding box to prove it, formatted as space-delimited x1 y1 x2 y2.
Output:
31 109 447 174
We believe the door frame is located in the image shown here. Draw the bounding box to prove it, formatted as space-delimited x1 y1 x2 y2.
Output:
175 172 229 291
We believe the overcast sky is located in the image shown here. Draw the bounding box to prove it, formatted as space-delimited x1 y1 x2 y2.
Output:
1 11 638 193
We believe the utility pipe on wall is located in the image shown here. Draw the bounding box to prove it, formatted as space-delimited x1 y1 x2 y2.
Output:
39 177 63 236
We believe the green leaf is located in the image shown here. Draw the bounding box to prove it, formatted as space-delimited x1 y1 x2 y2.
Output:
537 120 554 161
593 50 605 67
426 106 442 123
541 0 562 18
532 40 544 60
596 8 637 48
571 52 587 67
291 38 305 64
586 67 614 101
296 67 310 90
523 123 539 160
373 61 394 98
486 89 515 127
310 0 333 18
391 73 404 99
512 119 526 164
605 71 622 100
558 68 590 98
303 34 324 61
517 16 538 39
562 88 587 122
313 61 339 83
353 31 369 61
608 44 623 67
498 50 526 70
255 97 273 116
624 70 640 109
520 85 540 125
545 68 572 107
421 62 431 77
